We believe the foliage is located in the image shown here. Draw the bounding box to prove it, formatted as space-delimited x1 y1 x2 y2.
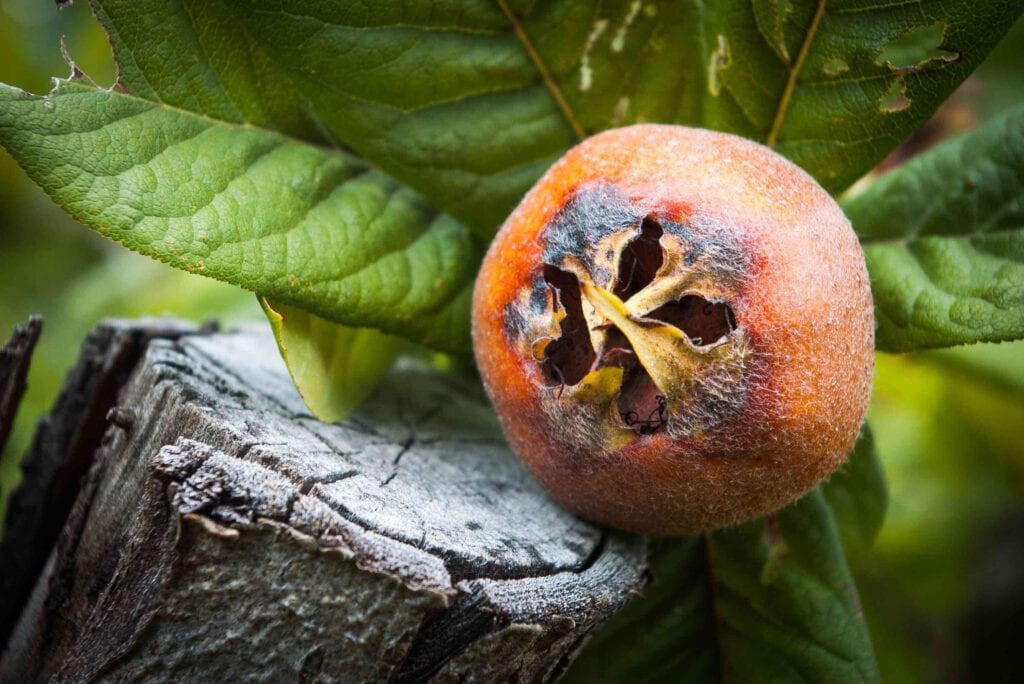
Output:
1 0 1021 419
844 105 1024 351
0 82 478 353
1 1 1024 681
260 297 401 422
0 0 263 518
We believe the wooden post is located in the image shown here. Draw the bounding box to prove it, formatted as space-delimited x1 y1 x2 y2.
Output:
0 321 646 682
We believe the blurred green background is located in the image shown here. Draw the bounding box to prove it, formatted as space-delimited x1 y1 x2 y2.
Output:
1 4 1022 681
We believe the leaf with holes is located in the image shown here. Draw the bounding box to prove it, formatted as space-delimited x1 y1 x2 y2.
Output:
844 104 1024 351
0 0 1018 362
0 81 479 353
90 0 1022 239
566 476 879 683
701 0 1021 192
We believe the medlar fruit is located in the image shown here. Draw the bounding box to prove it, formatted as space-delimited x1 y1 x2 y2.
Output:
472 125 874 536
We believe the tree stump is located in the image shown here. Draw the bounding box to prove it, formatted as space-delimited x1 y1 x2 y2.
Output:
0 316 42 455
0 321 647 682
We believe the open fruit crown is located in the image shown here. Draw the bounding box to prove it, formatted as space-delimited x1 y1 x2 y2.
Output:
509 184 753 452
472 124 874 536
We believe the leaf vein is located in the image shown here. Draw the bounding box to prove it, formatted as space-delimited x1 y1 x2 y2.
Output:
766 0 827 147
494 0 585 139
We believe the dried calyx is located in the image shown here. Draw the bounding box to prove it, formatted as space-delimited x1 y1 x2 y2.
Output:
537 216 737 435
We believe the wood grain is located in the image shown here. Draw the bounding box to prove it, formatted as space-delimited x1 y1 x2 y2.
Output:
1 322 646 682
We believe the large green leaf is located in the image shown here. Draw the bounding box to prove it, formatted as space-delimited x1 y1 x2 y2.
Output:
0 1 1016 358
89 0 324 142
845 105 1024 351
91 0 1021 237
567 477 880 682
2 0 1016 360
703 0 1021 193
260 297 400 422
0 80 478 352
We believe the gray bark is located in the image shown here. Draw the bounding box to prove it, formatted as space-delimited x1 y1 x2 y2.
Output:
1 319 199 650
1 321 647 683
0 315 42 456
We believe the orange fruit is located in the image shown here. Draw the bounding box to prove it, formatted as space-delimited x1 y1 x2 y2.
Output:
472 125 874 536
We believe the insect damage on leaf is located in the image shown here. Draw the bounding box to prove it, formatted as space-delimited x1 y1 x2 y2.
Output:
610 1 644 53
707 34 731 97
579 18 610 92
875 21 960 71
874 22 959 112
610 96 631 125
822 57 849 77
760 0 797 64
879 79 911 113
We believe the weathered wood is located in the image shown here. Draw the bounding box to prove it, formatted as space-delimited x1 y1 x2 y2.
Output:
1 323 646 682
0 319 198 651
0 315 42 456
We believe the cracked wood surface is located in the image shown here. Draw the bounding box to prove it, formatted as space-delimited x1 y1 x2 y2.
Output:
0 319 198 652
0 322 646 682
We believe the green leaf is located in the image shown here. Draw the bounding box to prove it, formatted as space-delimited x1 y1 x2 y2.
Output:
566 486 879 683
90 0 577 237
260 297 400 422
822 425 888 557
5 0 1016 363
701 0 1022 193
0 80 479 353
90 0 325 142
844 105 1024 351
90 0 1021 236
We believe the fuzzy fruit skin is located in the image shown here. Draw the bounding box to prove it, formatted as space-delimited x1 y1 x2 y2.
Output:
472 124 874 537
